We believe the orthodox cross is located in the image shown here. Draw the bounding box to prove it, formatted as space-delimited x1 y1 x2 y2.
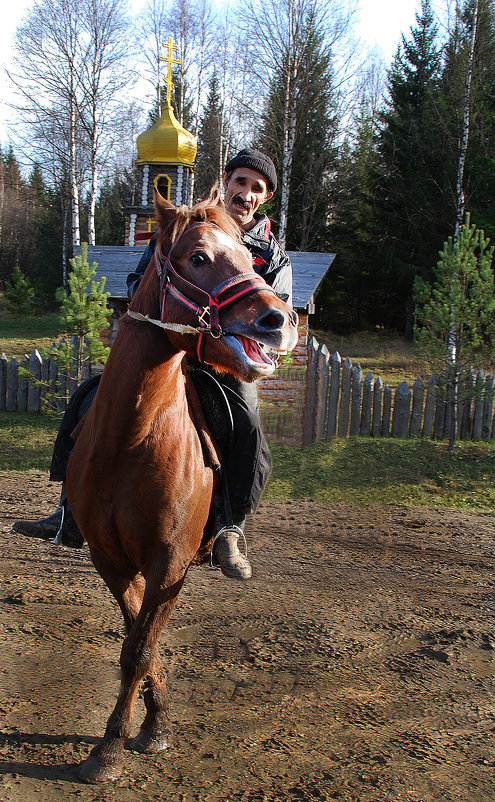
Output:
159 36 181 108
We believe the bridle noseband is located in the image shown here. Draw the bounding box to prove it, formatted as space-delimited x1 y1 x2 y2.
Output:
128 221 278 363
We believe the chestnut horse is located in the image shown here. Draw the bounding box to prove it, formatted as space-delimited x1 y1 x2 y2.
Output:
65 189 298 782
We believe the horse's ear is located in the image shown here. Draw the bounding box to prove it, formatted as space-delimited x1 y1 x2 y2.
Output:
154 188 178 231
207 183 224 208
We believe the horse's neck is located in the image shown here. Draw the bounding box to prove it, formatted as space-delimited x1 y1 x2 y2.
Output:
99 317 188 442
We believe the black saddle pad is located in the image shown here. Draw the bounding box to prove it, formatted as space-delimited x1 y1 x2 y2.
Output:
49 374 102 481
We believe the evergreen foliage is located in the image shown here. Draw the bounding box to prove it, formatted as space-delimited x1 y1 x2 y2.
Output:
441 0 495 240
258 22 337 250
414 214 495 369
375 0 447 334
0 149 62 306
414 213 495 447
4 266 35 314
195 73 223 199
55 243 110 383
95 171 138 245
317 105 382 331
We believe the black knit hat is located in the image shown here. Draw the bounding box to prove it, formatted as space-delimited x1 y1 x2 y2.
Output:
224 148 277 192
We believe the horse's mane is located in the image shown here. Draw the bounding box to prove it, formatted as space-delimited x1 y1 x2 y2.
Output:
154 185 242 251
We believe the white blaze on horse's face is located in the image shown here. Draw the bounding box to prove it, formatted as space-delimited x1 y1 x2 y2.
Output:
170 224 298 382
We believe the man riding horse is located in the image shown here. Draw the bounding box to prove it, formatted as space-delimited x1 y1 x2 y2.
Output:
13 148 293 581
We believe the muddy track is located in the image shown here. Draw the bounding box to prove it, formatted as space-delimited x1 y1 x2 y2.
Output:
0 471 494 801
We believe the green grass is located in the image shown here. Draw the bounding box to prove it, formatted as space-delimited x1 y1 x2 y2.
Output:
1 313 494 512
1 411 494 511
266 438 495 511
312 329 425 390
0 412 60 471
0 307 61 357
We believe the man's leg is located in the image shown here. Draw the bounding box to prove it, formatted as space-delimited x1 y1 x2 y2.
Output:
13 481 83 548
210 372 271 580
12 376 100 548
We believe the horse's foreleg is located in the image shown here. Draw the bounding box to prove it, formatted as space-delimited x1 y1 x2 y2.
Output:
127 573 187 754
78 564 185 783
130 644 171 753
115 578 171 754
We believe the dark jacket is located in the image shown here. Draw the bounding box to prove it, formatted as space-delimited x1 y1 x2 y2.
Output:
126 213 293 306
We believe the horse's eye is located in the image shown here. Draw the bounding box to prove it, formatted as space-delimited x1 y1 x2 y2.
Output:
191 252 210 267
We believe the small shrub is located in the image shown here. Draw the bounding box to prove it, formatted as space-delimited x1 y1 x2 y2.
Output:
4 267 35 315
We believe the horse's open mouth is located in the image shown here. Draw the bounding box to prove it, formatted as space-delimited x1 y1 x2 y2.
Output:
224 334 284 374
235 335 275 367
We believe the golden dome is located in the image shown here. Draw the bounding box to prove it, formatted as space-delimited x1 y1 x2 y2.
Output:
136 104 197 168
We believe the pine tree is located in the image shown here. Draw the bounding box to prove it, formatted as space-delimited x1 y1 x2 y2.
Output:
55 243 110 383
286 26 338 250
376 0 447 334
95 170 137 245
26 164 64 307
318 103 383 331
258 22 338 250
195 72 223 199
441 0 495 240
4 266 35 314
414 214 495 447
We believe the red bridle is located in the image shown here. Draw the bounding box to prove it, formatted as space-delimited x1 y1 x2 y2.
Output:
154 222 277 362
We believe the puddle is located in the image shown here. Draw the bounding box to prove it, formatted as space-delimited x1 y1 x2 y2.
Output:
238 626 266 644
463 647 495 678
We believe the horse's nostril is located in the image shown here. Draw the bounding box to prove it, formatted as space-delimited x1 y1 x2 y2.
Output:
258 310 285 329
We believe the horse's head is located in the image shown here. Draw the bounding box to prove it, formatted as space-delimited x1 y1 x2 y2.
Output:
131 188 298 382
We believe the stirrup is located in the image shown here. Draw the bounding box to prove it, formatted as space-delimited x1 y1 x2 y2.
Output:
50 505 64 546
210 525 247 569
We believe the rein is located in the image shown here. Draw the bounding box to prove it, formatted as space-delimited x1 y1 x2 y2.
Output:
127 221 277 363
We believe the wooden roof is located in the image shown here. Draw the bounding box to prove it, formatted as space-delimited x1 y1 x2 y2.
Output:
76 245 335 312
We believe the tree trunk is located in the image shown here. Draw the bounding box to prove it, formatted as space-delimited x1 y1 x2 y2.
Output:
448 0 479 370
69 98 80 248
0 160 4 247
279 65 297 248
88 115 97 246
62 193 69 288
454 0 479 243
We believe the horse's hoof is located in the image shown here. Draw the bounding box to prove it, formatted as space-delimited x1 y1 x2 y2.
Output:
129 726 173 753
77 755 123 783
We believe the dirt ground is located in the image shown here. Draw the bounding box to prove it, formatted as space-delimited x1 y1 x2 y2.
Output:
0 471 493 802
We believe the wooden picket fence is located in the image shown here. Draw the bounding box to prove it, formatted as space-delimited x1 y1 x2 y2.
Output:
0 338 93 413
2 335 495 448
303 336 495 446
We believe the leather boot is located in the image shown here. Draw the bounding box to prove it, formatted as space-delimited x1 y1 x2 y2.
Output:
13 508 64 541
13 486 84 549
211 524 252 580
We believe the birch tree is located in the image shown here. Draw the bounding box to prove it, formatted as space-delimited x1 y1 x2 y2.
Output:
237 0 354 246
78 0 134 245
9 0 84 249
453 0 480 244
136 0 171 110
